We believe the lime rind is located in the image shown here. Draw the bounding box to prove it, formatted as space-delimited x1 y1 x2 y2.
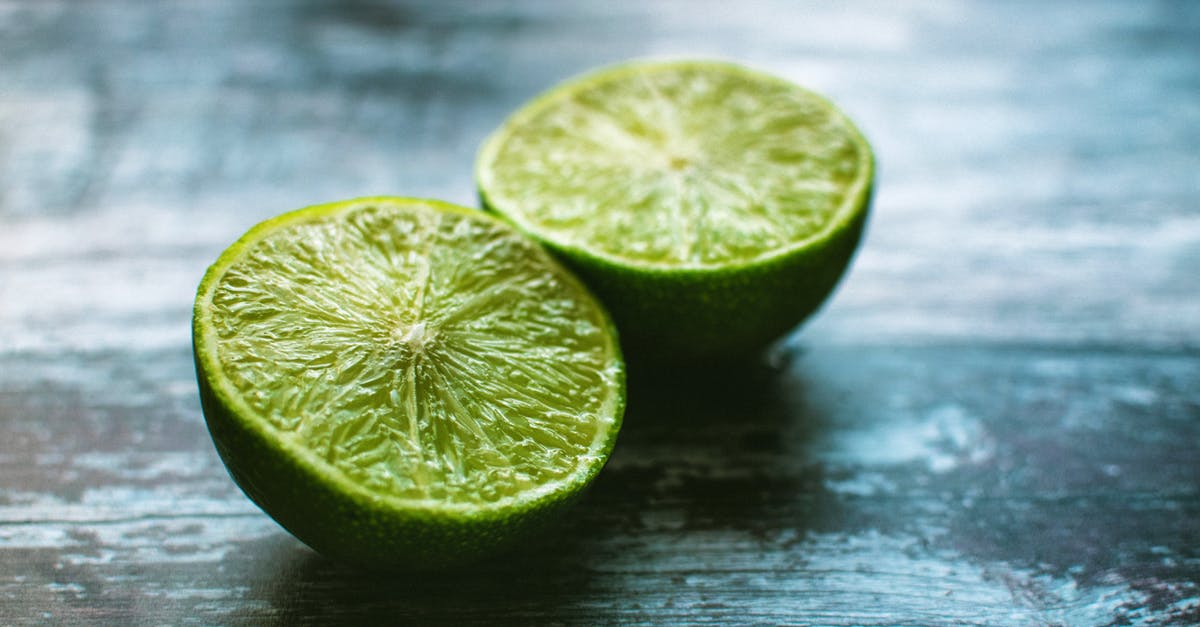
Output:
476 59 875 275
194 197 625 525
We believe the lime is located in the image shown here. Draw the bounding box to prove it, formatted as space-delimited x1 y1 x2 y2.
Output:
192 197 625 569
476 60 874 359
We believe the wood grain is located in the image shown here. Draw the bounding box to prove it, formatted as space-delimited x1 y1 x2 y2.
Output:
2 1 1198 624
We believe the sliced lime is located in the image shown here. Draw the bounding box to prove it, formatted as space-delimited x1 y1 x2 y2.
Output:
193 197 624 569
477 60 874 358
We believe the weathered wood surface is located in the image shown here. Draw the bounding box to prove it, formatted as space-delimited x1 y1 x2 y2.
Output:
1 1 1198 624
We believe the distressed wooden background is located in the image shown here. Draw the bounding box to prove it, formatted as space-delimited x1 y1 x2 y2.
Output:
2 1 1198 624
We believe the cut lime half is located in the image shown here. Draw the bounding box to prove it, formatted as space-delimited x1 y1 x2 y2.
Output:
477 60 874 359
193 197 624 569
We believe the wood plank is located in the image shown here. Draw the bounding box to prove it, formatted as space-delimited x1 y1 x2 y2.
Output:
2 346 1197 623
1 0 1198 623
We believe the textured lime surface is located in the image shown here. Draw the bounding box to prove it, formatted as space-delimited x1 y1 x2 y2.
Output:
193 197 624 568
477 60 874 358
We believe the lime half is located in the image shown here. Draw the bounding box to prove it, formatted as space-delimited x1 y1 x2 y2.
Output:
193 197 624 569
477 60 874 359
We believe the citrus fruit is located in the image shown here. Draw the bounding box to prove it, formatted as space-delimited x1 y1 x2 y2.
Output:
476 60 874 360
192 197 625 569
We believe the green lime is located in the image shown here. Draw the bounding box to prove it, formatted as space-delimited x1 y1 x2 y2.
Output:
476 60 874 359
193 197 624 569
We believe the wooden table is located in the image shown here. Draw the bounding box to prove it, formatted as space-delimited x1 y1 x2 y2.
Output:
2 1 1197 624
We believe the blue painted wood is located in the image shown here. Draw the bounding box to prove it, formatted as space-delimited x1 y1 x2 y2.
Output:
1 1 1197 624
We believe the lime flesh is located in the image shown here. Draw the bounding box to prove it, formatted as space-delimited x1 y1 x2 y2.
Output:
477 60 874 358
193 197 624 567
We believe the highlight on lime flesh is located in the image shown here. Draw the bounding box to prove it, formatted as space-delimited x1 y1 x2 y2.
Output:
476 59 874 359
193 197 625 569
